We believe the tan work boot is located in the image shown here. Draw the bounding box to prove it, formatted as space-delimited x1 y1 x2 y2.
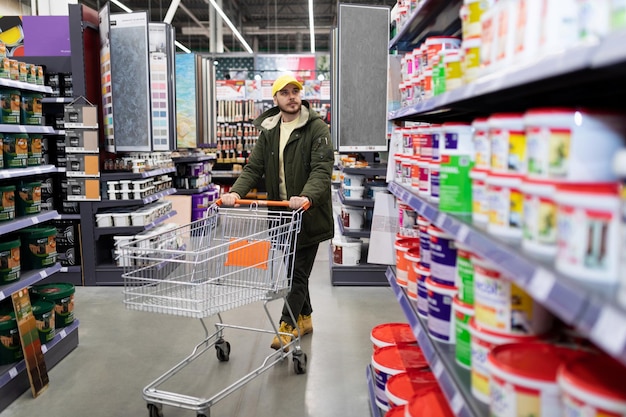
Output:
292 314 313 338
270 321 294 352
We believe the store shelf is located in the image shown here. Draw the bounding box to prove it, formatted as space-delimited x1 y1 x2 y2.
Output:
366 365 384 417
0 319 79 411
0 78 52 94
94 210 177 238
336 214 370 238
328 244 388 286
343 164 388 178
0 165 58 180
211 170 241 178
0 210 59 236
94 188 178 208
55 213 82 220
172 154 216 163
389 0 462 52
0 124 56 134
175 185 214 195
388 181 626 365
338 192 375 208
60 265 81 274
389 32 626 123
386 267 488 417
41 97 74 104
100 166 176 181
0 263 62 301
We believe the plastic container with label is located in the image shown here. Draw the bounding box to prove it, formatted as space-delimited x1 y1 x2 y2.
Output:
444 50 462 91
32 299 56 344
370 322 417 351
341 205 364 230
0 312 22 365
405 247 421 300
438 122 474 214
463 0 487 38
469 318 542 403
30 282 75 328
342 185 364 201
473 255 553 335
487 343 586 417
385 368 438 408
425 36 461 68
19 226 57 270
332 237 362 266
521 177 559 257
470 168 489 224
524 108 626 181
428 225 457 286
462 36 482 83
425 277 457 344
486 172 523 240
0 185 15 222
472 117 490 171
558 353 626 417
415 263 430 318
488 113 526 174
3 132 28 168
453 296 474 370
455 242 474 304
555 182 621 284
0 238 20 283
417 216 431 268
395 238 421 288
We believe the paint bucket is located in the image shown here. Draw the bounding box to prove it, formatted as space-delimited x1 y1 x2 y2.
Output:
453 296 474 370
385 405 406 417
417 216 431 268
473 255 553 335
3 132 28 168
16 181 41 216
395 238 420 288
20 92 43 125
0 238 20 283
385 368 439 408
370 322 417 350
331 237 362 265
406 387 455 417
0 312 22 365
425 277 457 344
469 318 542 403
342 172 365 187
342 185 364 200
558 353 626 417
371 345 428 411
455 242 474 305
0 89 20 124
30 283 75 328
415 263 430 318
341 205 364 230
405 247 421 300
31 299 56 344
0 185 15 222
428 225 457 285
19 226 57 270
487 342 586 417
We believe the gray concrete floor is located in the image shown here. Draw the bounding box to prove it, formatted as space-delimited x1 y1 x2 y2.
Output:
1 242 404 417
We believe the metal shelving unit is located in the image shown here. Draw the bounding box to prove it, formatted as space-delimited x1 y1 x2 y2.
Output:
0 165 58 180
93 210 177 239
389 181 626 364
100 166 176 181
94 188 177 208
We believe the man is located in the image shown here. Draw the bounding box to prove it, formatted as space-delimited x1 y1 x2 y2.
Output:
220 74 334 351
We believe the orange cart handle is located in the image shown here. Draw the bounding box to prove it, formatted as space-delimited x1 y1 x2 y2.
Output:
216 198 310 210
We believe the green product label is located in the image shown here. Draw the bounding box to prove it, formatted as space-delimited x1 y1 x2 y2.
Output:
438 154 474 214
455 315 472 368
456 256 474 304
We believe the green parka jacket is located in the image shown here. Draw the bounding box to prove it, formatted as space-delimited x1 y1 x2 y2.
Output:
229 100 335 248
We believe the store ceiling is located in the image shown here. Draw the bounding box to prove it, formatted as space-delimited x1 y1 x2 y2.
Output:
79 0 396 54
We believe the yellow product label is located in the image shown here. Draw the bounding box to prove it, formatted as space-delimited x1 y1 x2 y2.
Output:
445 60 462 80
508 131 526 173
467 0 486 23
510 188 523 229
474 302 499 329
511 283 534 320
471 369 490 398
548 129 571 177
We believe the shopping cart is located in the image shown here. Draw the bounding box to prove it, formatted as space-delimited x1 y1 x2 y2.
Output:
120 199 308 417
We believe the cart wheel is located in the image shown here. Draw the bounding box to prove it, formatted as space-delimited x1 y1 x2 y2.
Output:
147 404 163 417
293 353 307 374
216 341 231 362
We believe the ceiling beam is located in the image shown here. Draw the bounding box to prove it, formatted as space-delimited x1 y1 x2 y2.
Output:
181 25 333 36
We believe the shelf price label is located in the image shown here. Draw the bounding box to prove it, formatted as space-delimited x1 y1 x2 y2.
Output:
591 307 626 356
527 268 555 302
450 392 464 415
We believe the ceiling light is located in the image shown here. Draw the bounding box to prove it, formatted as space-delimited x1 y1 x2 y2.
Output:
110 0 133 13
108 0 192 54
308 0 315 53
175 41 192 53
207 0 253 54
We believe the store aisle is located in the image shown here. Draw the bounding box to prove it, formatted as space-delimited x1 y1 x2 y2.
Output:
2 242 404 417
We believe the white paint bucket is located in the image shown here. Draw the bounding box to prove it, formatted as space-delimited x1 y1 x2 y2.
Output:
331 238 362 265
341 205 364 230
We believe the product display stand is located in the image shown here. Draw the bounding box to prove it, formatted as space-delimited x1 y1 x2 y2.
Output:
330 162 388 286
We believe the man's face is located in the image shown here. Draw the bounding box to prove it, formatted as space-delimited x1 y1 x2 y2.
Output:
273 83 302 115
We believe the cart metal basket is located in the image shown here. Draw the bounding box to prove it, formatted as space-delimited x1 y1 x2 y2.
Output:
120 200 307 417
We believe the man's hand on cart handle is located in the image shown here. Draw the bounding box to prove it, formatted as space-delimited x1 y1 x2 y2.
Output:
220 192 241 206
289 196 310 210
